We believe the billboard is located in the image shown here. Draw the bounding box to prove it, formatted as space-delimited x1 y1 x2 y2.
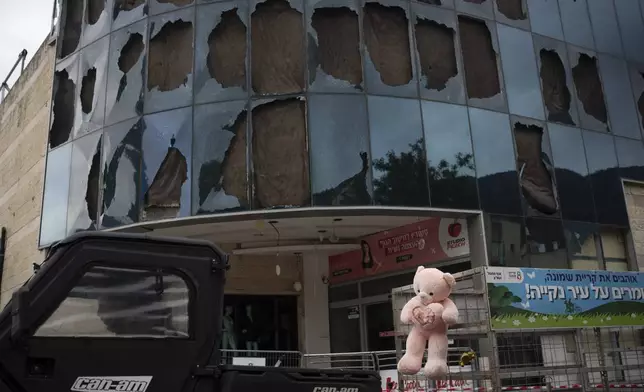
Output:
328 218 470 284
486 267 644 329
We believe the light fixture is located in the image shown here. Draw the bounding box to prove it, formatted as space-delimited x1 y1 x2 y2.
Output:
318 229 327 242
293 281 303 292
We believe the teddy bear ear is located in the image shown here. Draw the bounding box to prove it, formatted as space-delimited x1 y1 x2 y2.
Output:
416 266 425 273
443 272 456 288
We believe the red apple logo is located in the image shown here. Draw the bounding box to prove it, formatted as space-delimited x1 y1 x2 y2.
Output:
448 222 462 238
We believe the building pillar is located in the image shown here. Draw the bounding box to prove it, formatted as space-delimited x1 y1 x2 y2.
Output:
300 252 331 355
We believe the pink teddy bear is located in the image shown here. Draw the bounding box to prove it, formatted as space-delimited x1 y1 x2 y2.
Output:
397 266 459 379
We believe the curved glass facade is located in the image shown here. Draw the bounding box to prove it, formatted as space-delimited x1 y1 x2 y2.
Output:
40 0 644 247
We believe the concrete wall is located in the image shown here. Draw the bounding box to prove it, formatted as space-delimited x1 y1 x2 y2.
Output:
0 38 55 307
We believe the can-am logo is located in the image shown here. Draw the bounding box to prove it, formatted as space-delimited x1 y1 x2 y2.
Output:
313 387 359 392
71 376 152 392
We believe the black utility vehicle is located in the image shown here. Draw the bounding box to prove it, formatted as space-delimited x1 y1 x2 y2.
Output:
0 232 380 392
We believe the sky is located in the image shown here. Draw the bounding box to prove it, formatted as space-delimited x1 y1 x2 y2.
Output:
0 0 54 90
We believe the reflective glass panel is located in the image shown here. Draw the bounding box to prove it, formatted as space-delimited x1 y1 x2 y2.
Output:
40 144 72 246
563 221 599 270
368 96 427 206
616 136 644 182
587 0 622 57
309 94 372 206
527 0 563 40
422 101 478 210
614 0 644 64
67 132 102 235
112 0 147 31
559 0 594 50
81 0 113 48
598 54 640 140
77 35 109 138
469 108 521 215
193 101 248 214
525 218 568 269
486 215 526 268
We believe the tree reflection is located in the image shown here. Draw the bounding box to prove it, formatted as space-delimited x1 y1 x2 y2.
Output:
372 138 477 208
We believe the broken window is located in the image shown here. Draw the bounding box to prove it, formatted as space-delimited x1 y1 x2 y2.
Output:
456 0 494 20
309 95 371 206
105 22 146 126
87 0 105 25
539 49 573 125
113 0 146 30
469 108 521 216
195 4 248 105
115 0 145 13
363 2 413 88
415 18 457 91
251 0 305 95
142 107 192 221
458 16 500 100
422 101 478 210
102 118 143 228
59 0 83 58
512 122 558 216
81 68 97 114
252 98 310 208
50 56 79 149
571 53 608 126
547 123 594 222
67 133 102 234
368 96 428 207
598 54 640 139
150 0 196 16
40 143 72 246
496 0 526 20
78 36 109 137
157 0 194 5
193 101 248 213
309 6 362 90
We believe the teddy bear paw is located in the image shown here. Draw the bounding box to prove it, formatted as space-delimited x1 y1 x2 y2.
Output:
442 310 458 325
398 354 422 375
423 359 448 379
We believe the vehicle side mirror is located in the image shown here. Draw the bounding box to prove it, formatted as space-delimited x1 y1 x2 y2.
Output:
10 287 29 345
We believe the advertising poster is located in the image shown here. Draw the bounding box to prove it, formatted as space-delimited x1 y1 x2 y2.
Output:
328 218 470 284
486 267 644 329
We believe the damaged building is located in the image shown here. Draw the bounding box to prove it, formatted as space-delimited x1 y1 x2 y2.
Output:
0 0 641 376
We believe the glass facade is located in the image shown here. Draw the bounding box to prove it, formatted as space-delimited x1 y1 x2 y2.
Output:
42 0 644 249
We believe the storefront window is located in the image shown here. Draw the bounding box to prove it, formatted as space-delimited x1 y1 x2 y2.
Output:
221 295 298 353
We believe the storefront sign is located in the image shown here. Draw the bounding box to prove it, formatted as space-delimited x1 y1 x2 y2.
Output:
328 218 470 284
486 267 644 330
348 306 360 320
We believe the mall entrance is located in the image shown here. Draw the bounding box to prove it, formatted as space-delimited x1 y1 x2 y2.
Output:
328 259 471 356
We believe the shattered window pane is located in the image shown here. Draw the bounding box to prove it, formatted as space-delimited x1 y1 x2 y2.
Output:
558 0 594 50
455 0 494 20
68 132 103 235
527 0 563 41
497 24 544 120
193 101 248 214
141 107 193 221
368 96 428 207
150 0 196 16
40 143 72 246
363 1 416 97
458 16 500 101
583 131 627 226
105 19 147 127
570 49 608 132
412 4 463 103
101 117 143 228
547 123 594 222
195 2 248 104
525 218 568 269
308 2 363 92
113 0 147 30
469 108 521 216
59 0 83 58
587 0 623 58
251 98 310 208
598 54 641 140
422 101 477 210
534 35 577 126
50 54 80 149
495 0 526 21
146 9 195 113
512 119 558 217
82 0 112 47
309 94 371 206
251 0 305 95
77 36 109 138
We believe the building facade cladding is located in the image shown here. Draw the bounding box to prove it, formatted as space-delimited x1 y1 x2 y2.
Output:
43 0 644 266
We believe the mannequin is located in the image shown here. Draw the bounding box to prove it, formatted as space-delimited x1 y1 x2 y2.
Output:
240 304 259 351
222 305 237 350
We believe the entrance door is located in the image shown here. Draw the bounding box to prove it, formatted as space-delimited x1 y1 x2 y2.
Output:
329 306 361 353
0 233 226 392
365 302 395 352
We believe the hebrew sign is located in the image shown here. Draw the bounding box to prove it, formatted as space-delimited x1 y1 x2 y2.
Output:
485 267 644 329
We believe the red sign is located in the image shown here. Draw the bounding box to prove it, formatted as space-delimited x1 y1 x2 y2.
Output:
328 218 469 284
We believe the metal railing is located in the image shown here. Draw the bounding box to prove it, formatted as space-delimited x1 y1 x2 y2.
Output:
0 50 28 103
